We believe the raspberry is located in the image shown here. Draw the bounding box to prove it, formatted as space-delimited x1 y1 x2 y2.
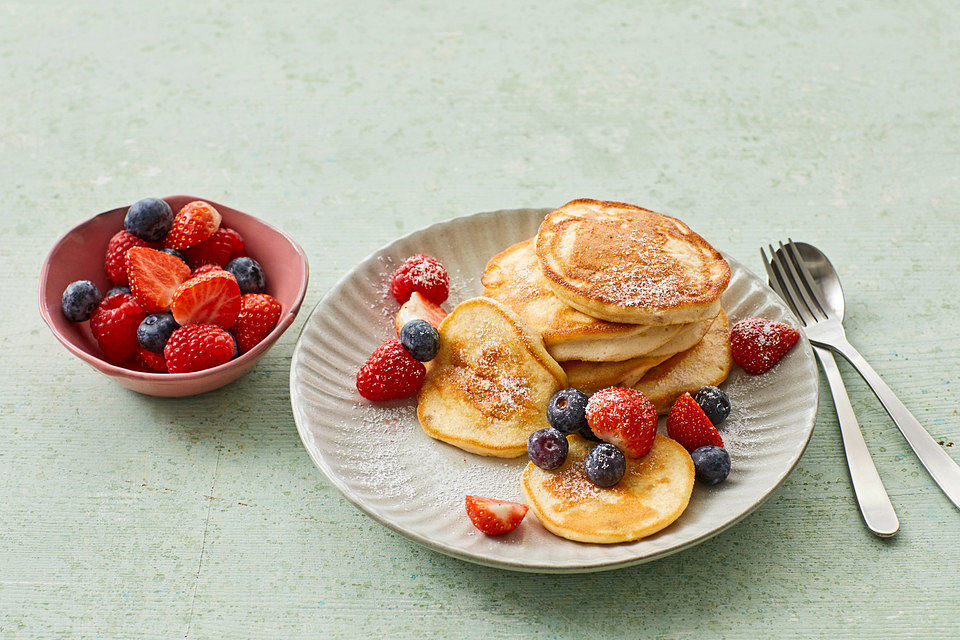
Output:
356 338 426 401
666 392 725 453
164 324 236 373
585 388 658 458
105 230 157 285
390 254 449 305
233 293 281 353
89 293 147 364
729 317 800 375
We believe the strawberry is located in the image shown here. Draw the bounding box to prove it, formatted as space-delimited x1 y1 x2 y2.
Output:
666 392 725 453
164 323 235 373
394 291 447 335
355 338 426 401
192 264 223 276
180 227 243 269
170 270 241 328
390 254 449 305
730 317 800 375
585 387 658 458
233 293 281 353
137 346 168 372
464 495 528 535
126 246 192 313
164 201 222 250
105 230 157 285
89 293 146 364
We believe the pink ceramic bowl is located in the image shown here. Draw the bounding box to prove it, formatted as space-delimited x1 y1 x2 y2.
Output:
39 195 309 397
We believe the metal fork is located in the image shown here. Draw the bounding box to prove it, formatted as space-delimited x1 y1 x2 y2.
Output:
764 240 960 511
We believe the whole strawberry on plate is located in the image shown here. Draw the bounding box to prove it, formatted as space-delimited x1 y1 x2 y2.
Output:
585 387 658 458
730 317 800 375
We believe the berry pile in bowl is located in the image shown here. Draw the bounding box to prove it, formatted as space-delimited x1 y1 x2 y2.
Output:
39 195 308 397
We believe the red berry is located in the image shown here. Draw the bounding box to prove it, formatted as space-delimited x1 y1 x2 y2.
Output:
164 324 236 373
394 291 447 336
730 317 800 375
666 392 725 453
137 346 168 372
390 254 449 305
233 293 281 353
355 338 426 401
192 264 223 276
165 201 221 250
180 227 242 269
89 293 146 364
585 388 658 458
170 270 241 328
126 246 192 313
105 230 157 285
464 495 528 536
219 227 246 261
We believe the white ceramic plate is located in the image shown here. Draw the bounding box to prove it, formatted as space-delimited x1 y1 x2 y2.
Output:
290 208 819 573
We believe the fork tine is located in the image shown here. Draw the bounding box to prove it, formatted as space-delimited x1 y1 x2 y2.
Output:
768 243 814 325
760 247 800 317
785 238 829 316
777 241 825 321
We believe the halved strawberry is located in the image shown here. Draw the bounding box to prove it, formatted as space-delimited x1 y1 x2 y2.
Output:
165 201 222 250
394 291 447 336
666 392 725 453
464 495 528 536
126 247 192 313
170 270 241 328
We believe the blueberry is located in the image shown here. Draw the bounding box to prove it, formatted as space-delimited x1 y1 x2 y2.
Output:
105 285 131 298
578 425 603 442
225 256 266 294
227 331 240 359
137 313 179 353
547 388 590 435
160 247 189 266
584 443 626 487
399 319 440 361
527 428 569 470
61 280 102 322
125 197 174 242
693 386 731 426
691 446 731 485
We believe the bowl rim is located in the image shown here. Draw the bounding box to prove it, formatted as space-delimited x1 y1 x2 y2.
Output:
38 195 310 381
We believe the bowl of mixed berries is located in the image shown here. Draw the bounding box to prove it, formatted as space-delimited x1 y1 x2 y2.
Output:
39 195 308 397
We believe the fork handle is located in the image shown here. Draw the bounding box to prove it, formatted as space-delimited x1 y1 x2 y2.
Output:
815 346 899 536
824 338 960 511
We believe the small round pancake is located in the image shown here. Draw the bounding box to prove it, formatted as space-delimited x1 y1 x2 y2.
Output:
481 239 684 361
536 199 730 325
522 435 694 543
634 310 733 414
559 313 716 393
417 297 567 457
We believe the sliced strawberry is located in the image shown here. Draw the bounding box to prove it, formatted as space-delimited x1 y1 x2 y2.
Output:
165 201 222 250
730 317 800 375
666 392 724 453
170 270 241 328
126 246 192 313
394 291 447 336
464 495 528 536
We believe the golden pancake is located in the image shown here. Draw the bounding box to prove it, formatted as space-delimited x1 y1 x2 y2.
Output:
522 434 694 543
481 239 684 362
634 310 733 414
417 297 567 457
559 312 717 393
536 199 730 325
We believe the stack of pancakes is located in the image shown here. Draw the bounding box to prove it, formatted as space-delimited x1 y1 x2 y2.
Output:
482 198 733 413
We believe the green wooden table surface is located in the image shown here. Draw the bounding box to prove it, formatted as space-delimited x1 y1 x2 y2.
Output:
3 1 959 638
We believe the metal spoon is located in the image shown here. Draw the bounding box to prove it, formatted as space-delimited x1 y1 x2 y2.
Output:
768 243 899 537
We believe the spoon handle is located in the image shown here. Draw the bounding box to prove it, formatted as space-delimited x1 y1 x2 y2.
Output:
827 338 960 511
815 346 898 536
